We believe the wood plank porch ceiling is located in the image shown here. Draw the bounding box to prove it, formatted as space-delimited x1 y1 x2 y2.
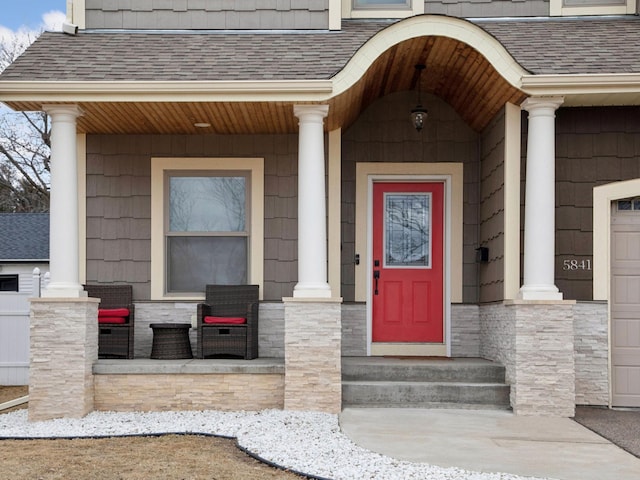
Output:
6 36 525 134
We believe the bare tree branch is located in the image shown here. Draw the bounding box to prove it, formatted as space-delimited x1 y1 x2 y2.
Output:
0 31 50 212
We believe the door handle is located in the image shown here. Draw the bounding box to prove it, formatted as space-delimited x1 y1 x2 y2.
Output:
373 270 380 295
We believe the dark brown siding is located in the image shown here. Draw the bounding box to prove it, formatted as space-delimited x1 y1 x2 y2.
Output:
479 108 506 303
521 106 640 301
341 91 480 303
86 133 298 301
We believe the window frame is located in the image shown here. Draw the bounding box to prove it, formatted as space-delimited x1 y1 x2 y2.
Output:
550 0 635 15
342 0 423 18
151 157 264 300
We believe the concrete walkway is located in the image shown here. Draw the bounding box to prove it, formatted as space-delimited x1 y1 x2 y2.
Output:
340 408 640 480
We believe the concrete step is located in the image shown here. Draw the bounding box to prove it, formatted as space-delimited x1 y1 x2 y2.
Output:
342 381 511 408
341 357 511 409
342 358 505 383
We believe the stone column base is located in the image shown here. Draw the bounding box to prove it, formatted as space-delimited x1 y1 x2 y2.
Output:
283 297 342 413
506 300 576 417
29 297 99 421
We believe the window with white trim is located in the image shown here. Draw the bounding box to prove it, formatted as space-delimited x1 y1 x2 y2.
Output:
166 173 249 293
550 0 635 15
343 0 423 18
150 157 264 300
354 0 411 9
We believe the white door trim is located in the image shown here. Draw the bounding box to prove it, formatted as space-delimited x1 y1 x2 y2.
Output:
354 162 463 357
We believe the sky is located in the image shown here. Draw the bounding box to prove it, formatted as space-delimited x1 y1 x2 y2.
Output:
0 0 66 43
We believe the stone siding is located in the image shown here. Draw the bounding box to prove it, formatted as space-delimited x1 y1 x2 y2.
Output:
339 303 482 357
133 302 197 358
341 303 367 356
481 301 576 416
130 302 284 359
29 298 99 421
574 301 609 405
94 373 284 411
258 302 286 358
85 0 330 30
284 299 342 413
451 304 481 357
480 302 516 384
511 301 575 416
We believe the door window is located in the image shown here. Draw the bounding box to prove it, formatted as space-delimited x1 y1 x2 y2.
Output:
384 193 431 268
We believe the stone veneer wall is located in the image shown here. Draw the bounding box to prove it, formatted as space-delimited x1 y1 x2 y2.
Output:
480 302 516 384
341 303 366 356
574 301 609 405
29 298 99 421
284 299 342 413
451 304 481 357
132 301 484 360
94 373 284 411
131 302 285 359
481 301 576 416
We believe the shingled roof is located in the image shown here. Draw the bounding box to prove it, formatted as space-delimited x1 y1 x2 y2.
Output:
1 16 639 82
0 213 49 261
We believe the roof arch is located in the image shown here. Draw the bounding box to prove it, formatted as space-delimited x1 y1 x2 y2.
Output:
333 15 528 94
326 15 528 132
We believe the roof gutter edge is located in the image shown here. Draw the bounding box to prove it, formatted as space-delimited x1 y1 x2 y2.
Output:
522 73 640 95
0 80 334 103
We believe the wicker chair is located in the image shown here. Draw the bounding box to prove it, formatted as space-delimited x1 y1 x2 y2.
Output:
85 284 135 359
196 284 259 359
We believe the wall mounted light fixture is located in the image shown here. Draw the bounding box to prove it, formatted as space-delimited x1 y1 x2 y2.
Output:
410 64 428 132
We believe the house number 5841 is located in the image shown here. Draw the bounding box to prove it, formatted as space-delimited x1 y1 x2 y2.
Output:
562 259 591 271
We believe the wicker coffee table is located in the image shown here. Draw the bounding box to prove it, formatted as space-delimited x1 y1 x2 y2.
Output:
150 323 193 359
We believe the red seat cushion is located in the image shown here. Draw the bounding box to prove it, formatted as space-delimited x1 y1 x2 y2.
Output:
98 308 130 318
203 316 246 325
98 316 127 324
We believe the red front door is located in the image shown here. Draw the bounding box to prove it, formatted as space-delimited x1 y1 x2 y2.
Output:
372 182 444 343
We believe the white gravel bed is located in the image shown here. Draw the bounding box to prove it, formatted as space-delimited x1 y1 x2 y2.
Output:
0 409 554 480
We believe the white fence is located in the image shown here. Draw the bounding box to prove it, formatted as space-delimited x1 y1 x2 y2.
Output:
0 267 47 385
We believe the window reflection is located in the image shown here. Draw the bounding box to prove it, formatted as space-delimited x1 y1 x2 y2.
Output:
385 193 430 267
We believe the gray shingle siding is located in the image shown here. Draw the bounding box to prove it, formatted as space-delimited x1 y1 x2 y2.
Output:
479 108 506 304
85 133 298 301
85 0 329 30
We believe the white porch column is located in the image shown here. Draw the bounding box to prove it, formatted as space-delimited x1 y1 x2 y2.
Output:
519 97 564 300
42 104 85 298
293 104 331 298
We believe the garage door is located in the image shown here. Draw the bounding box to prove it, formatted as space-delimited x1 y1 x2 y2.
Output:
611 200 640 407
